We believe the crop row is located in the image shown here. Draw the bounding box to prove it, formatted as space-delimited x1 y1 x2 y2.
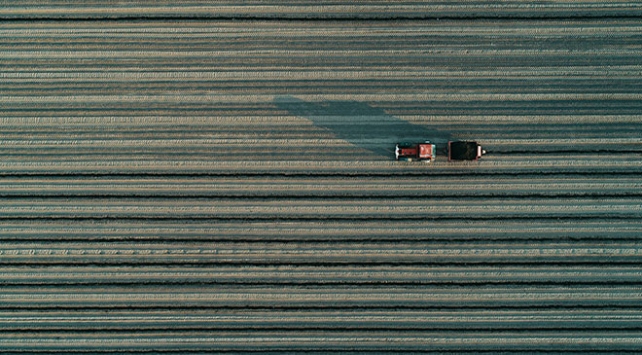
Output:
0 176 639 198
1 219 638 241
3 2 642 19
1 265 641 285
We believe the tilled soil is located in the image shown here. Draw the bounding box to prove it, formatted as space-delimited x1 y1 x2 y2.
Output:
1 3 641 352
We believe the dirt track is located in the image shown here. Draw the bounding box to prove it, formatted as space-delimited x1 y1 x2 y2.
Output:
1 3 642 352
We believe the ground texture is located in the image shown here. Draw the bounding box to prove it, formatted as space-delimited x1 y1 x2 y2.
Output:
1 2 642 353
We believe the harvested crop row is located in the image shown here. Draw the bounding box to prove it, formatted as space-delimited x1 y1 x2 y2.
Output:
2 265 641 286
0 176 639 197
2 308 642 331
1 158 641 174
3 286 641 308
1 241 641 265
0 197 639 219
3 2 642 19
1 219 638 242
0 331 641 352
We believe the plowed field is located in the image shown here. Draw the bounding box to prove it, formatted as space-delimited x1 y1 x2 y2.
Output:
1 3 641 352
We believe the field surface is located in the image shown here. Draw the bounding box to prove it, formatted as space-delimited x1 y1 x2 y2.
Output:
1 2 642 353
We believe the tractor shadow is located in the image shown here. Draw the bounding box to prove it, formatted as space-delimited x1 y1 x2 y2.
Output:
274 96 452 159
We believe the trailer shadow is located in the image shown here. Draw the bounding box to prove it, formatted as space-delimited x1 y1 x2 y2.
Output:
274 96 452 159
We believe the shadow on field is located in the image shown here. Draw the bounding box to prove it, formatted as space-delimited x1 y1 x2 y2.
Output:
274 96 452 158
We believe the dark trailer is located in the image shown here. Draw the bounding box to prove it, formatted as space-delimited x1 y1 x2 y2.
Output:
448 141 486 161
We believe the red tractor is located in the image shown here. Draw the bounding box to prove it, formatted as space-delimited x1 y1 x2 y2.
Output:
395 141 437 162
395 140 485 162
